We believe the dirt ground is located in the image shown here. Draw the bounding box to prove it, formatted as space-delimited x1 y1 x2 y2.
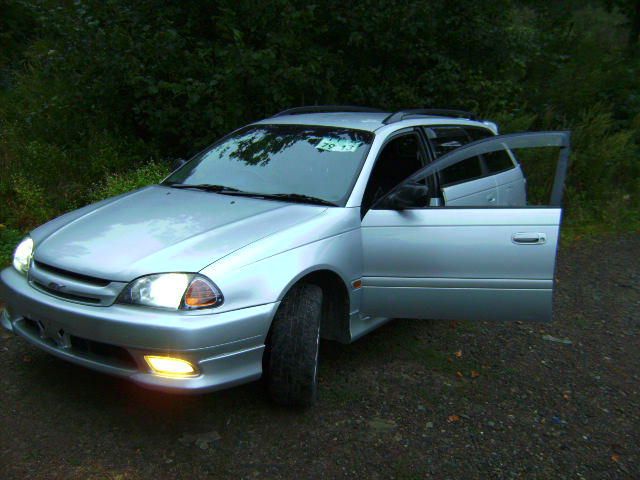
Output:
0 234 638 479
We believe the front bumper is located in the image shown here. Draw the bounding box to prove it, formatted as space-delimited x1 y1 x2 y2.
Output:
0 267 279 393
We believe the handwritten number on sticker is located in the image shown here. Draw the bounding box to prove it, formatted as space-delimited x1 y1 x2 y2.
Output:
317 137 362 152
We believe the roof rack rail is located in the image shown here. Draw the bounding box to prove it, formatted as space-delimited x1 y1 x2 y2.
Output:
272 105 385 117
383 108 477 124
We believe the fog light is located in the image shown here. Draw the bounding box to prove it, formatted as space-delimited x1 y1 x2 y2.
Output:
144 355 197 377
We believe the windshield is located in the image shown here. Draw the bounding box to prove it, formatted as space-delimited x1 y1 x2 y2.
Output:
163 124 374 206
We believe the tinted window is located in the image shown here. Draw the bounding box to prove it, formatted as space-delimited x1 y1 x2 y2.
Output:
428 126 470 157
164 125 373 205
484 151 515 173
466 127 515 174
427 127 482 186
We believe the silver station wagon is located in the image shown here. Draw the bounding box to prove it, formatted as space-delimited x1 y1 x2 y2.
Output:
0 106 570 406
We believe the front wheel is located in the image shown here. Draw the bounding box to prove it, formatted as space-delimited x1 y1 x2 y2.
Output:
265 283 323 407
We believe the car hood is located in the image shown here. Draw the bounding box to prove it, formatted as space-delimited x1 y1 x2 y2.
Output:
33 185 326 281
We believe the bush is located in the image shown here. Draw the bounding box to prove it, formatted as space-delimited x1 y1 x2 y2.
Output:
0 225 23 268
0 118 155 228
90 161 170 202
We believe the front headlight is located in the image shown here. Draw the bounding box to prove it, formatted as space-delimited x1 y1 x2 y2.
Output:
13 236 34 275
117 273 223 310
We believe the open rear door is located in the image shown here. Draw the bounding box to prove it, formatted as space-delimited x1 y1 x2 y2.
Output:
360 131 570 322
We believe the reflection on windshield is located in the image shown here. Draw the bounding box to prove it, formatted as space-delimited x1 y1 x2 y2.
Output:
164 125 373 205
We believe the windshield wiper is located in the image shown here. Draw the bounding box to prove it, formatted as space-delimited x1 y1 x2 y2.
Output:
257 193 338 206
165 184 336 206
164 183 242 193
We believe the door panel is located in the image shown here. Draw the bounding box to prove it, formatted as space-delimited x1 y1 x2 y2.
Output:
361 207 560 321
360 131 570 323
442 176 497 206
362 208 560 279
494 166 527 206
361 284 551 322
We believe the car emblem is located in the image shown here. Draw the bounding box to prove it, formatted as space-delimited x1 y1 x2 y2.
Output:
48 281 66 291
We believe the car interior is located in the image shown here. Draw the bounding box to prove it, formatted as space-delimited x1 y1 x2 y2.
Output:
362 133 425 211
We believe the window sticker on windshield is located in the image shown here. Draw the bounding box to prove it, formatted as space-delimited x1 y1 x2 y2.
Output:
316 137 363 152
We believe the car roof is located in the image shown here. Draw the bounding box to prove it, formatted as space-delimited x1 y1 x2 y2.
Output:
252 111 493 133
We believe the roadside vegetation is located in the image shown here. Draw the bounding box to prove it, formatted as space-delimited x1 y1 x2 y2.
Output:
1 0 639 265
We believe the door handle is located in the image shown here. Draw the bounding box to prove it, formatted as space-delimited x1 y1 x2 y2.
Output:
512 232 546 245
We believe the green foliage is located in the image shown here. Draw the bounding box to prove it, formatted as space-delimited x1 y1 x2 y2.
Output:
569 106 639 206
0 225 23 268
0 119 153 228
5 173 53 228
90 162 170 202
0 0 638 238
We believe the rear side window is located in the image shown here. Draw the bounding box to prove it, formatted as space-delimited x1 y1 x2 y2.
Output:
466 127 515 174
426 127 482 186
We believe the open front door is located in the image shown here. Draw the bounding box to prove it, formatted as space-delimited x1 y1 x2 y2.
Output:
360 131 570 322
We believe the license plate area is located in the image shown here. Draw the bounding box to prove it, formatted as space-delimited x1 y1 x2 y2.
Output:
24 317 71 348
21 317 138 370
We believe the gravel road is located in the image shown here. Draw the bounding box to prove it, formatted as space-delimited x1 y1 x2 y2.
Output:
0 234 638 479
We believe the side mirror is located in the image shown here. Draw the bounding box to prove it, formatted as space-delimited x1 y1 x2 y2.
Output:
380 182 430 210
172 158 187 171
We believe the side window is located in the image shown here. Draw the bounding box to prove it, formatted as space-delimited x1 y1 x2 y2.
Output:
484 150 515 174
426 127 482 186
363 132 425 211
466 127 515 174
428 126 469 157
371 131 567 211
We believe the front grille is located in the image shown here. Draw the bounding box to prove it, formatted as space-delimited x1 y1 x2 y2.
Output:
31 281 102 304
33 261 111 287
28 261 127 306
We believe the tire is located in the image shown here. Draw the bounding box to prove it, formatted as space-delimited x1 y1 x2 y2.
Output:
265 283 323 407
